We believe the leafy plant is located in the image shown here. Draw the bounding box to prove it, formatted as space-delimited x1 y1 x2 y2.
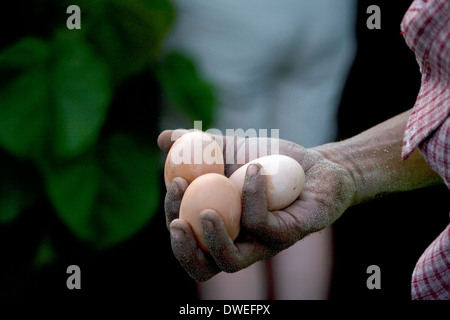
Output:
0 0 215 279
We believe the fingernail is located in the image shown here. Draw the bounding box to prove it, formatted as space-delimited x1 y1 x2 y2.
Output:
247 164 259 175
170 227 185 241
172 177 188 191
201 218 214 232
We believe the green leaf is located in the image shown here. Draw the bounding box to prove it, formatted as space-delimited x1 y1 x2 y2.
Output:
0 37 49 72
33 236 56 270
0 174 35 223
50 30 112 158
86 0 174 81
157 52 216 128
0 37 49 158
0 151 39 223
0 34 112 160
0 183 25 223
45 133 160 248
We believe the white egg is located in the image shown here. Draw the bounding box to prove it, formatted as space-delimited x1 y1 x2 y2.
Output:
229 155 305 211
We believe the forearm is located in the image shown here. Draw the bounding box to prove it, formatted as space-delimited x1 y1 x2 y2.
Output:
312 109 443 206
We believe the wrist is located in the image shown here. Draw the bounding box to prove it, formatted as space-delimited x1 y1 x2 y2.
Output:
310 141 362 207
311 111 443 206
313 137 395 206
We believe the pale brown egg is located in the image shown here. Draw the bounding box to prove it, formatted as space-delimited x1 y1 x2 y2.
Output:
164 131 224 189
179 173 242 252
229 155 305 211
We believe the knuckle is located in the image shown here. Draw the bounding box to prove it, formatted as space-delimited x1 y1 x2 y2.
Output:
220 260 241 273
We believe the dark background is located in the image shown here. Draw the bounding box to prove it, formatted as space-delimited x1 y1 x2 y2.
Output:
1 0 448 304
331 0 450 300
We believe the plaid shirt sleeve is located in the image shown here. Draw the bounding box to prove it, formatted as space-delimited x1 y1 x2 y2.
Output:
400 0 450 300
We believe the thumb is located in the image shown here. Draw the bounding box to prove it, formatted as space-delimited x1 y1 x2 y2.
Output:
241 163 294 249
240 164 270 234
157 129 189 153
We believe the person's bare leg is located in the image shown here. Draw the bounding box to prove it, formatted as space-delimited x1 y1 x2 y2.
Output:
197 261 267 300
271 227 333 299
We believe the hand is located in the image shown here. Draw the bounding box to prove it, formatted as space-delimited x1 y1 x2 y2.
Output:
157 130 356 281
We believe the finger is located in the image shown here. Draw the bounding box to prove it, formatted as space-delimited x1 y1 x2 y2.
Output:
157 130 174 153
157 129 189 153
241 164 288 248
241 164 269 231
200 209 274 273
169 219 220 281
200 209 242 272
164 177 188 230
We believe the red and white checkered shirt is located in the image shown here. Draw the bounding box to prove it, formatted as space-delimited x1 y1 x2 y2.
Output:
401 0 450 300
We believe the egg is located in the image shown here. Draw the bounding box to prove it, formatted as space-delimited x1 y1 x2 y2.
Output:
164 131 224 189
229 155 305 211
179 173 242 252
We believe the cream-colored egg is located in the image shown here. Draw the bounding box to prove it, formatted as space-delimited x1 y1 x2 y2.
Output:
179 173 242 252
164 131 224 189
229 155 305 211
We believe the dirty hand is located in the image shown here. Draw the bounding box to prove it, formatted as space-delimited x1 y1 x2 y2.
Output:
157 130 355 281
